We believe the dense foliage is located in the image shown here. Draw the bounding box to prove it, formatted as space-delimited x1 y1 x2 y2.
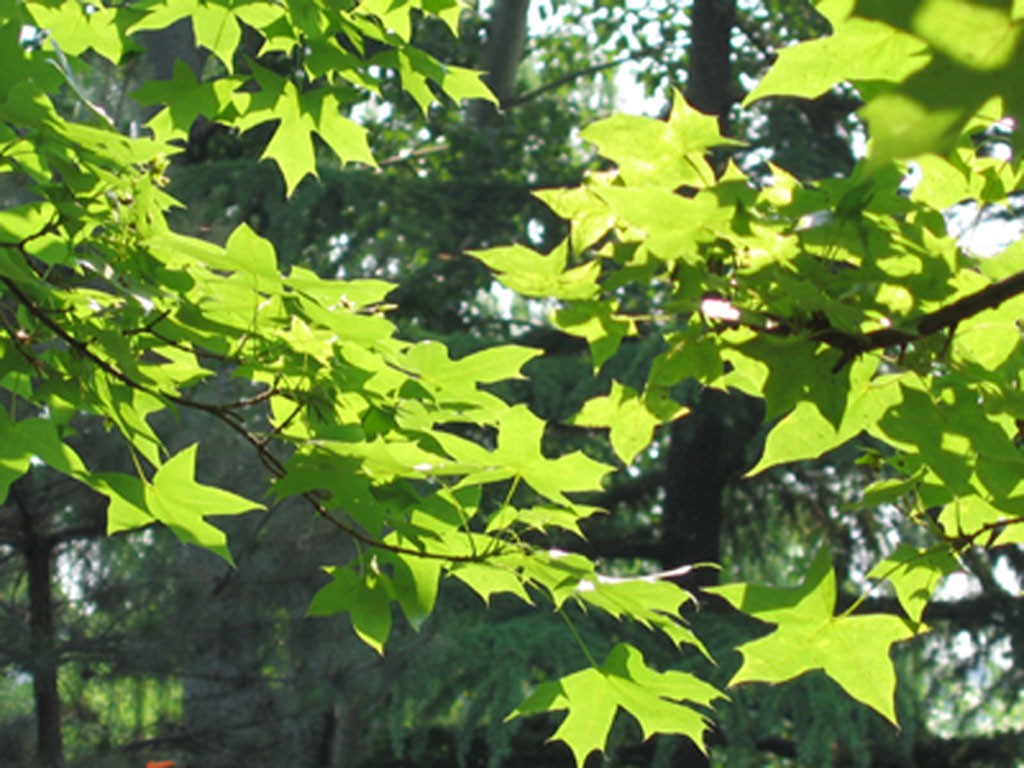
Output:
1 0 1023 765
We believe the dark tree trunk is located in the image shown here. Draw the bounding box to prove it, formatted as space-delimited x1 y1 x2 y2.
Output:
314 704 338 767
661 393 727 583
661 389 761 585
137 19 207 85
663 0 738 582
469 0 530 124
662 0 740 580
664 3 738 766
685 0 736 125
14 478 64 768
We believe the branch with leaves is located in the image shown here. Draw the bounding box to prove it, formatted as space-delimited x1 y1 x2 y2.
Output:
3 0 1024 765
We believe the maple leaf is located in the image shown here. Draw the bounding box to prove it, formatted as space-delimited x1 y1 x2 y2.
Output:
511 642 724 768
867 544 957 624
436 404 614 506
144 444 265 564
707 547 922 725
572 381 688 465
233 64 376 195
852 0 1024 164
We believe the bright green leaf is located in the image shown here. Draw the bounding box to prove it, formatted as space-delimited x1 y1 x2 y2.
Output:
308 565 393 654
145 444 264 563
708 547 920 724
572 381 687 465
867 544 957 623
511 642 724 767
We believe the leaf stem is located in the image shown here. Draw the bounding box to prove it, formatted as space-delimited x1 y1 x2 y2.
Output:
560 607 598 668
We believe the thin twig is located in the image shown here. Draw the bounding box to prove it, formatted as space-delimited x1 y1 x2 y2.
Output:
502 53 643 110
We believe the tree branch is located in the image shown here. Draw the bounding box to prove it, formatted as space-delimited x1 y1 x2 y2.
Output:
1 276 500 564
502 53 643 110
807 269 1024 368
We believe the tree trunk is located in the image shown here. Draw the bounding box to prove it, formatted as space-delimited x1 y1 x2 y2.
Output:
469 0 530 124
663 3 738 765
664 0 738 580
685 0 736 126
661 389 761 585
179 546 278 767
136 20 206 86
14 478 64 768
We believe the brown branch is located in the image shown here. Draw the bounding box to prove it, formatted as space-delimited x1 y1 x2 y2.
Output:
213 386 279 410
810 269 1024 369
3 274 261 443
121 310 238 363
919 270 1024 335
260 398 304 447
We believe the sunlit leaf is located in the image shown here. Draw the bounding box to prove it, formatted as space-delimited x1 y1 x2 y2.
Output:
708 548 921 724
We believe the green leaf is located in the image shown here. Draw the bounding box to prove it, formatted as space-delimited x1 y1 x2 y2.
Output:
422 0 464 34
951 300 1024 372
857 0 1021 72
394 340 542 419
304 89 377 168
853 468 926 509
0 408 90 502
581 90 739 189
285 266 394 307
485 504 604 539
572 381 688 465
748 363 904 476
0 417 38 503
233 66 376 194
707 548 920 724
593 186 733 260
224 223 282 288
437 65 498 104
449 557 533 605
192 0 242 73
439 404 614 506
272 453 386 535
867 545 957 623
90 375 166 468
395 48 435 114
307 565 393 654
145 444 264 563
360 0 414 39
468 241 601 300
511 642 725 767
27 0 130 61
576 568 709 655
650 328 723 386
937 494 1024 548
519 550 595 608
552 301 637 372
380 550 441 630
533 186 615 253
127 0 194 36
852 0 1024 163
744 2 930 105
91 472 153 535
